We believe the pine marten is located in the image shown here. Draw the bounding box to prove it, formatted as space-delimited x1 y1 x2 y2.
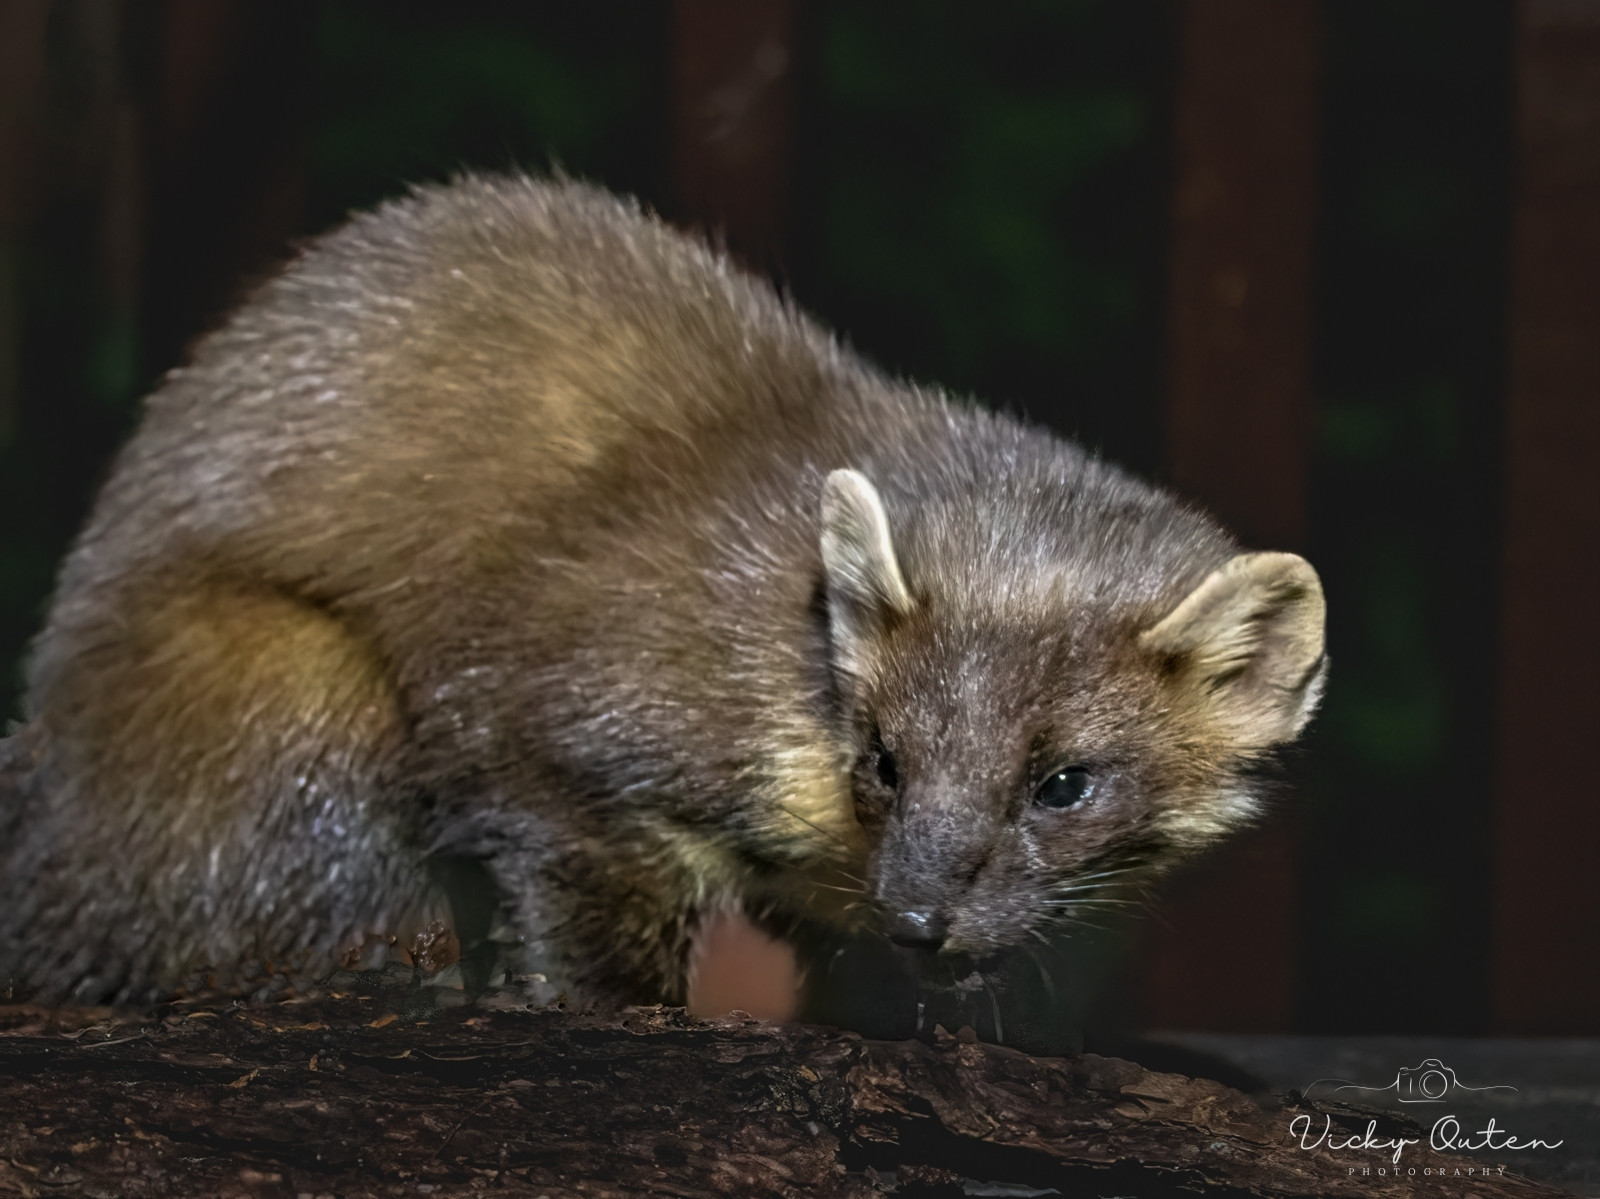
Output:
0 176 1325 1007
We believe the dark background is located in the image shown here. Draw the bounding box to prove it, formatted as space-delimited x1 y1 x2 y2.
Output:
0 0 1594 1039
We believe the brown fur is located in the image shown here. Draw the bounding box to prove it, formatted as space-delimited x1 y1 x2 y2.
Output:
0 176 1324 1005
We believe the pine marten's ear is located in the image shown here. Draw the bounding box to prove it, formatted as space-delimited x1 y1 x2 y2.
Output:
820 469 915 677
1140 552 1327 748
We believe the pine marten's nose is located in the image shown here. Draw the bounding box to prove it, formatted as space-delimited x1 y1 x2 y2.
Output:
886 909 948 950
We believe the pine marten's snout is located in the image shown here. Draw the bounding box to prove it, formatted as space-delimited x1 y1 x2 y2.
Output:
870 787 1002 954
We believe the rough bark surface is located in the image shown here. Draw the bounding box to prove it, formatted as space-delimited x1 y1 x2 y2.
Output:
0 995 1575 1199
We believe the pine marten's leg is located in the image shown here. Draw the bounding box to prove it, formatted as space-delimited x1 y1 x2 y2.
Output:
13 579 426 1002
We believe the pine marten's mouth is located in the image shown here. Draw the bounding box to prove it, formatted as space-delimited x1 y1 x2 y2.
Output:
877 923 999 975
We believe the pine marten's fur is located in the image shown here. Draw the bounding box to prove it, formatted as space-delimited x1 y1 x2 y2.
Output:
0 176 1325 1005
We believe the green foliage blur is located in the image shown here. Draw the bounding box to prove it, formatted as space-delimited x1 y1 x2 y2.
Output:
304 4 668 231
789 2 1171 473
1300 0 1508 1033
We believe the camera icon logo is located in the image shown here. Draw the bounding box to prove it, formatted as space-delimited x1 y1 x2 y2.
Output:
1306 1057 1517 1104
1394 1058 1458 1103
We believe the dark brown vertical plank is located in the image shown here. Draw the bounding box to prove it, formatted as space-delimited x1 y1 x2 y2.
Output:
139 0 312 372
670 0 797 271
669 0 805 1019
1139 0 1320 1033
1493 0 1600 1036
0 0 53 450
0 0 50 225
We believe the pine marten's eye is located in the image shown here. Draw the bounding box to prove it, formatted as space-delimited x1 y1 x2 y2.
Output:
1034 765 1094 810
873 741 899 792
853 731 900 823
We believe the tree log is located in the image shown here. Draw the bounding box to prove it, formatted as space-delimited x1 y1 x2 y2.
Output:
0 994 1574 1199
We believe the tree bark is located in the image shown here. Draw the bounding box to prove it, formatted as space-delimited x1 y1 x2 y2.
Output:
0 995 1573 1199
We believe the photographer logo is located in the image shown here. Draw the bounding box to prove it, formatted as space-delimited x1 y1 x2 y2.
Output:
1285 1058 1564 1176
1307 1057 1517 1104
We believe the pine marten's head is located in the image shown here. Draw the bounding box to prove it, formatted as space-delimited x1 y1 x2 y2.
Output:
818 468 1326 956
